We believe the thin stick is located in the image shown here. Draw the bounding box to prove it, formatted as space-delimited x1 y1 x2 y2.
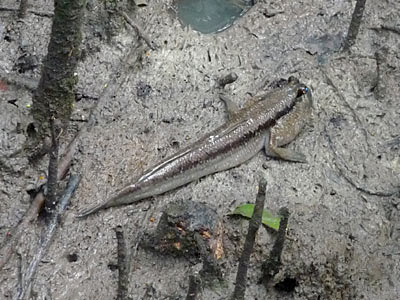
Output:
342 0 367 51
45 118 59 215
0 129 79 270
261 207 290 286
121 11 157 50
0 6 53 18
115 226 130 300
232 178 267 300
0 35 141 269
13 175 81 300
186 274 201 300
17 0 28 19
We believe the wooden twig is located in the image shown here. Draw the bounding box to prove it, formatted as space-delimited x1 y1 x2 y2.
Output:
261 207 290 286
45 118 59 216
0 6 53 18
0 192 45 270
369 25 400 35
380 25 400 35
232 178 267 300
1 23 142 270
17 0 28 19
13 174 81 300
342 0 367 51
186 274 201 300
115 226 130 300
121 11 157 50
0 131 78 270
194 233 221 280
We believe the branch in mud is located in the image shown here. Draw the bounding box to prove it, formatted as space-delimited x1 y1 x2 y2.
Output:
45 118 60 216
0 130 79 270
115 226 130 300
369 25 400 35
342 0 367 51
186 274 201 300
232 178 267 300
261 207 290 287
31 0 86 139
0 22 143 271
0 6 53 18
13 175 81 300
17 0 28 19
121 11 157 50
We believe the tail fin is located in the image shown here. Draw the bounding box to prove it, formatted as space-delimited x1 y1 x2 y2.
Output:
76 184 142 218
75 201 107 218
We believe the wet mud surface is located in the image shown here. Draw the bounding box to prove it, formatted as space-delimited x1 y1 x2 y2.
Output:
1 0 399 299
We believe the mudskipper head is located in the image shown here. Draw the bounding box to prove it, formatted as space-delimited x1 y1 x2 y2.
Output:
287 77 312 109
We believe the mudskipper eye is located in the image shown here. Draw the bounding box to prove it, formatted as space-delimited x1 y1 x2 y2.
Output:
296 87 309 98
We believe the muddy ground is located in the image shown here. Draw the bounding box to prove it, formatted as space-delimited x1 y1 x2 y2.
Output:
1 0 399 299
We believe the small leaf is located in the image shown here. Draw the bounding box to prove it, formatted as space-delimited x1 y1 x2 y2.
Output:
230 204 281 231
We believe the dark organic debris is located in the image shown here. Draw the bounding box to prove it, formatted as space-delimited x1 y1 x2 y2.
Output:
13 53 39 73
185 274 201 300
66 253 79 262
141 199 220 259
274 277 297 293
217 72 238 88
121 11 157 50
136 81 152 97
14 175 81 300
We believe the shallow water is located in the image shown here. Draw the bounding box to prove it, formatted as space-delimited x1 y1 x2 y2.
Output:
175 0 253 34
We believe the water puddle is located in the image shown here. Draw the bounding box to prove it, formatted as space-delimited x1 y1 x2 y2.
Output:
174 0 254 34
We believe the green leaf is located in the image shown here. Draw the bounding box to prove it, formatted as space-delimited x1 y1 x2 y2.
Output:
230 204 281 231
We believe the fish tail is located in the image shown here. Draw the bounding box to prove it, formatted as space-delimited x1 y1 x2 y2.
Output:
75 201 109 218
76 184 142 218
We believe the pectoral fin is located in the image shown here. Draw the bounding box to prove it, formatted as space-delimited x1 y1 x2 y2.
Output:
264 131 307 163
219 94 239 119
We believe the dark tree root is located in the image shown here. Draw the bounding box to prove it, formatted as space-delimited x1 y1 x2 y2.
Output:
261 208 290 288
342 0 367 51
14 175 81 300
115 226 131 300
0 6 53 17
232 178 267 300
0 34 142 271
17 0 28 19
44 118 60 217
121 11 157 50
186 274 201 300
0 131 79 270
